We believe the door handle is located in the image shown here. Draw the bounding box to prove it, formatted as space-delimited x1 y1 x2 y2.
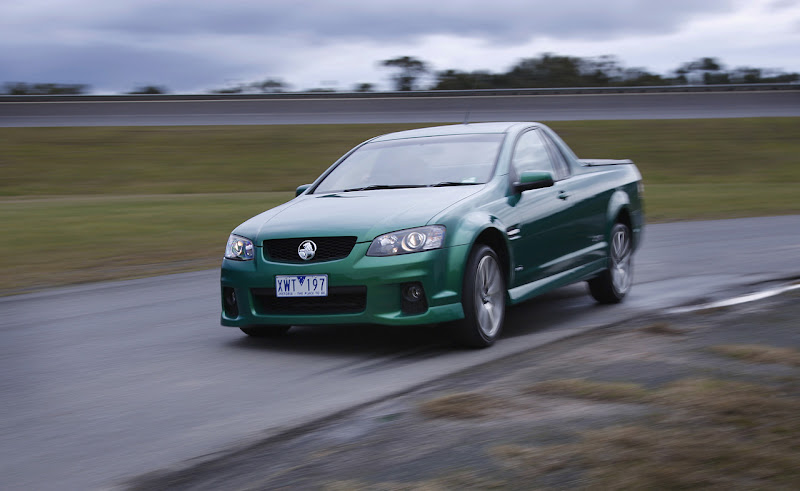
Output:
558 191 571 200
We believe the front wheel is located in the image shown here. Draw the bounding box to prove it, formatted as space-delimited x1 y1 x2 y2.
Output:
455 245 506 348
240 325 291 337
588 222 633 304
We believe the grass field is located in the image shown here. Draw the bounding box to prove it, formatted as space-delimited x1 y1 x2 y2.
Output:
1 118 798 294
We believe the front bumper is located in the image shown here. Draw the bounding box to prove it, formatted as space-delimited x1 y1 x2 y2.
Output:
220 242 468 327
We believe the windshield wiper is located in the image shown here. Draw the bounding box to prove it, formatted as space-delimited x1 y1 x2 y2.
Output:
341 184 426 192
429 181 480 187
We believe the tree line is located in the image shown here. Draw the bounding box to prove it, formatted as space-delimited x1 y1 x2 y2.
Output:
394 54 800 91
3 54 798 95
1 82 168 95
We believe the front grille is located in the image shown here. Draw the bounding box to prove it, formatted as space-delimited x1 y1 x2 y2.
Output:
251 286 367 315
263 236 357 263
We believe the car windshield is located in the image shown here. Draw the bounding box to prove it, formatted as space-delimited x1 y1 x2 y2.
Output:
313 134 504 194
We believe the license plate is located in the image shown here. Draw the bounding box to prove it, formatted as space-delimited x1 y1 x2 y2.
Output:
275 274 328 297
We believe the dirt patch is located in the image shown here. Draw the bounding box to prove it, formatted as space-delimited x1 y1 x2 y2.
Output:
418 391 513 420
492 424 800 489
711 344 800 367
524 378 651 403
638 321 689 336
125 292 800 490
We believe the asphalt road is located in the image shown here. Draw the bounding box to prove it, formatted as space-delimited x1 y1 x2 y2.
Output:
1 215 799 489
2 91 799 127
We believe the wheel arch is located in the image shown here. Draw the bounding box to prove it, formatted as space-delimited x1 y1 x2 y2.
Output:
616 207 632 232
443 206 513 280
455 233 509 348
606 189 636 248
470 226 511 284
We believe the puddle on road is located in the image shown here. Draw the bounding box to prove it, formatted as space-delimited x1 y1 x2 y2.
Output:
666 282 800 314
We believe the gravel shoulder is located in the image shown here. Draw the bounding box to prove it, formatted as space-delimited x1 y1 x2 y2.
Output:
126 289 800 490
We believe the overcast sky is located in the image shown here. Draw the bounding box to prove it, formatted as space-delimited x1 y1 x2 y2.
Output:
2 0 799 94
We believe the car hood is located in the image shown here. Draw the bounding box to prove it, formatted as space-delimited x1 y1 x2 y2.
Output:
237 187 482 244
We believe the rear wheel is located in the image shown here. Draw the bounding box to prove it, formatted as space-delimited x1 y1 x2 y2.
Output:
240 326 291 337
588 222 633 304
456 245 506 348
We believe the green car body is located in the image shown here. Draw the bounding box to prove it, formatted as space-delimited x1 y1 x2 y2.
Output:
221 122 644 346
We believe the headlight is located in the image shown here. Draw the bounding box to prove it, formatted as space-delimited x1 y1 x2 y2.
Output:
367 226 445 257
225 234 255 261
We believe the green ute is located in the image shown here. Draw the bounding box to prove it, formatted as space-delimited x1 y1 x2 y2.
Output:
221 122 644 348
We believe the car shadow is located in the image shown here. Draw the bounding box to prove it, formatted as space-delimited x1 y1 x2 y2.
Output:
502 283 597 339
225 282 600 355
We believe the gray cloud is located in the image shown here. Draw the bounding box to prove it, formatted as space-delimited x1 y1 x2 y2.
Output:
767 0 799 10
86 0 736 43
4 0 796 94
0 43 253 93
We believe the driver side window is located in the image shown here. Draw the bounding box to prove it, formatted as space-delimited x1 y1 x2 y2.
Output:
511 130 555 178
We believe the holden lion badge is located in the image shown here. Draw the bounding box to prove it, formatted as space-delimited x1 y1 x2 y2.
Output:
298 240 317 261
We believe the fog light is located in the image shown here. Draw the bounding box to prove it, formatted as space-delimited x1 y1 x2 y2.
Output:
401 282 428 315
222 287 239 318
404 284 423 301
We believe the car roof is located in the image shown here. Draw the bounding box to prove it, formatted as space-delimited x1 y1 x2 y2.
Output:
370 122 539 142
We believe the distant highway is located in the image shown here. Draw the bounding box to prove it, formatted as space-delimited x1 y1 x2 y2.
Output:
1 90 799 126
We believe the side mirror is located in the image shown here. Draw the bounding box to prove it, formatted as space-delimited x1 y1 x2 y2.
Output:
295 184 312 197
513 171 554 193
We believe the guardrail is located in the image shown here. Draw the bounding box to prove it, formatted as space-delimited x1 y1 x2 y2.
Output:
1 83 798 103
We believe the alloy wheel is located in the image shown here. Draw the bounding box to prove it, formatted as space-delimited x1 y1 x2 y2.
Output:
473 255 505 338
610 224 632 295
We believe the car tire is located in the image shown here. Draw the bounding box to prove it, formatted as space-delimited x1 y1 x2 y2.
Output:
456 244 506 348
588 222 633 304
240 326 291 337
